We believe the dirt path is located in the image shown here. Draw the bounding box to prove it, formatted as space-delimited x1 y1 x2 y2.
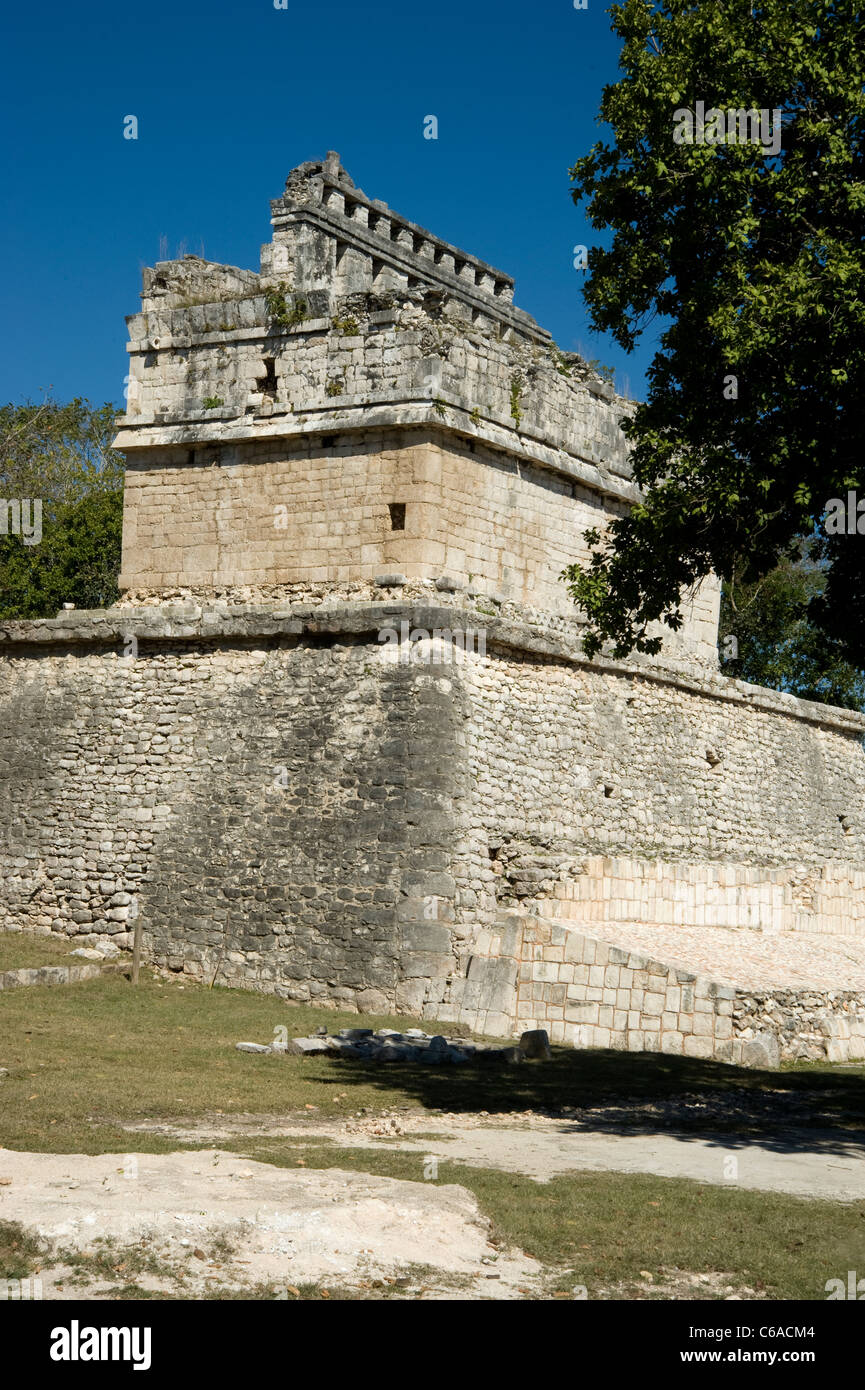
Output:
123 1110 865 1202
4 1111 862 1300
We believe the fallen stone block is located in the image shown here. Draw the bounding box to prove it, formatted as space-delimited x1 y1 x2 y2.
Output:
328 1040 367 1059
235 1042 272 1054
519 1028 552 1060
740 1031 781 1069
377 1040 415 1061
290 1037 331 1055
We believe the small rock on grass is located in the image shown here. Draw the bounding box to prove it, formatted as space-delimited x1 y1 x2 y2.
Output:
519 1028 552 1060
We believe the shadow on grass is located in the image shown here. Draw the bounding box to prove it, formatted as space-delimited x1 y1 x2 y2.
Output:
2 970 862 1163
303 1044 865 1155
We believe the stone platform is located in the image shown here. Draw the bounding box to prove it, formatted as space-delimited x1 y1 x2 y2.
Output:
446 909 865 1067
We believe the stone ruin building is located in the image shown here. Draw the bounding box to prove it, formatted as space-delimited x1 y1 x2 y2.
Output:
2 152 864 1066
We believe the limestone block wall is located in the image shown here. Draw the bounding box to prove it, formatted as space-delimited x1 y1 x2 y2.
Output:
446 913 865 1064
117 413 718 663
119 428 642 617
114 153 722 668
546 857 865 937
120 269 630 482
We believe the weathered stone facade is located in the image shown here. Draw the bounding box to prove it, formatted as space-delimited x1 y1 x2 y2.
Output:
1 154 863 1064
115 151 719 663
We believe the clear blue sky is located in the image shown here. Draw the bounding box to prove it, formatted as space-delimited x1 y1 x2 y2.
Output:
0 0 653 411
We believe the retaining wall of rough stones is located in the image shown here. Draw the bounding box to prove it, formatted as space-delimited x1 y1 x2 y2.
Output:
442 631 865 953
1 601 863 1052
0 611 469 1012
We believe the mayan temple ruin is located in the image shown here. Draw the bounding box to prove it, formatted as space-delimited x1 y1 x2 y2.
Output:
2 152 865 1066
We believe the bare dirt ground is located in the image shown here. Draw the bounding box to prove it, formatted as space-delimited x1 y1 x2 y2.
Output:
0 1147 542 1299
4 1104 863 1299
122 1108 865 1201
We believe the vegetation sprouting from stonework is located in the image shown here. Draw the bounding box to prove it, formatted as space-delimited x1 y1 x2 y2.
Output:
584 359 616 386
264 282 308 329
332 316 360 337
0 397 124 618
509 374 523 428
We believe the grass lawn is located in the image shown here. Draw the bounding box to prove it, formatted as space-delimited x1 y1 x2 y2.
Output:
1 967 864 1154
1 968 864 1299
224 1140 865 1301
0 931 78 973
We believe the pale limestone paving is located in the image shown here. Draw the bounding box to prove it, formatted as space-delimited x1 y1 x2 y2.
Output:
0 153 863 1066
580 920 865 993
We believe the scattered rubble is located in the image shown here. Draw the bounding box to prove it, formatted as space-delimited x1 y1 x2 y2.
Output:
234 1028 549 1066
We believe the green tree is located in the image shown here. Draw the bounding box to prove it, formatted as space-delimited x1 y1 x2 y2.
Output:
562 0 865 680
719 543 865 709
0 398 124 618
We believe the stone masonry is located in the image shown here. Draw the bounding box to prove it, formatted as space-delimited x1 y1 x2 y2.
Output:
1 154 863 1065
114 151 719 663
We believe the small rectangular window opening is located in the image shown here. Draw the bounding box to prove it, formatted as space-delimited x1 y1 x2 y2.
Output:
256 358 278 398
388 502 406 531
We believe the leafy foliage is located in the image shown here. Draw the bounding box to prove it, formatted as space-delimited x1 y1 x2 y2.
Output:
719 543 865 709
264 282 308 328
0 398 124 618
562 0 865 685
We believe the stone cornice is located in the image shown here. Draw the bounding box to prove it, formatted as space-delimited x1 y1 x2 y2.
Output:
113 400 637 504
3 599 863 736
